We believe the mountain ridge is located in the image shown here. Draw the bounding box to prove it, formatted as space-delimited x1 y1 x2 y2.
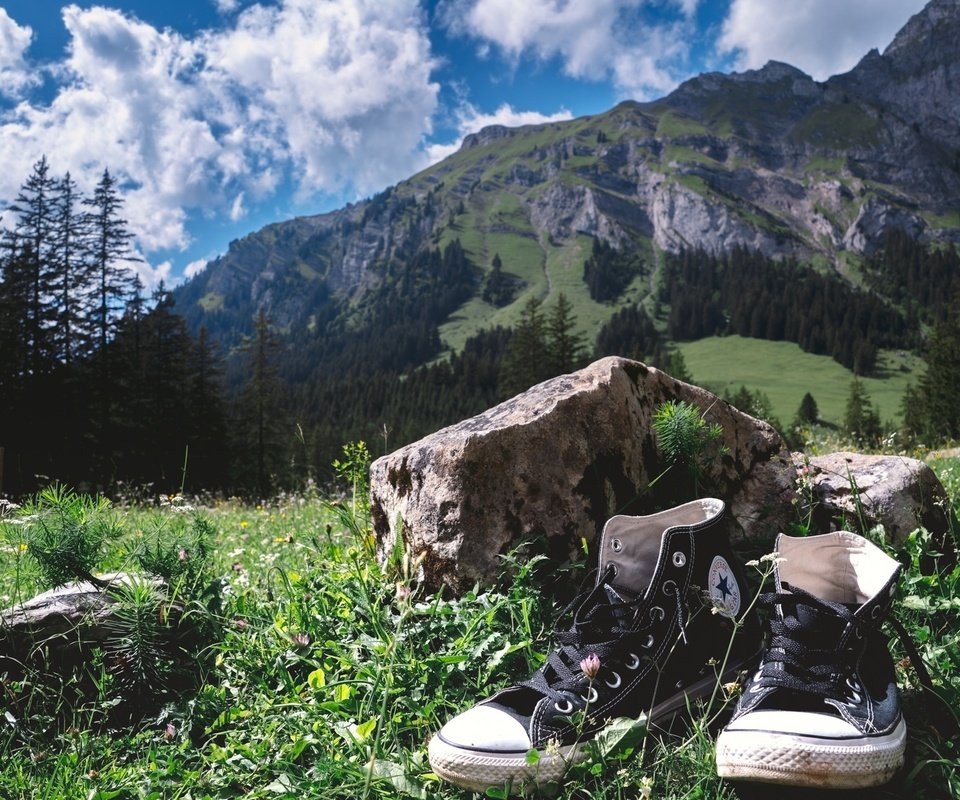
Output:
176 0 960 357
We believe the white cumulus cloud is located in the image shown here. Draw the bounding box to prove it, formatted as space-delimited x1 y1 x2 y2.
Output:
0 0 439 260
424 102 574 164
442 0 697 99
718 0 928 81
185 258 211 279
0 7 37 98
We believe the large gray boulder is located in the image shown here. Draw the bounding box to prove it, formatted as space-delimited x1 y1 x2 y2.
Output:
370 357 796 594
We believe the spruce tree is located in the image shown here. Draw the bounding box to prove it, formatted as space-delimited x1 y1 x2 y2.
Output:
50 171 89 364
546 292 586 375
910 308 960 442
236 310 288 498
797 392 819 424
843 377 882 445
482 253 514 307
186 326 229 490
6 156 58 375
499 296 549 397
83 168 139 354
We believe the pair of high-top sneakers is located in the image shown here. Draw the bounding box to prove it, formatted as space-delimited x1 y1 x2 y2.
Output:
427 499 909 793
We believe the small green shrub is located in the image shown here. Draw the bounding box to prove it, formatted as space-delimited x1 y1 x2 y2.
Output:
14 484 122 589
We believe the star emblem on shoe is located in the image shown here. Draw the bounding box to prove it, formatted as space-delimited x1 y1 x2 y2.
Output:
708 555 741 618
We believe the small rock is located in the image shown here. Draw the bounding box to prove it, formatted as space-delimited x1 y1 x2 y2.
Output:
799 451 956 557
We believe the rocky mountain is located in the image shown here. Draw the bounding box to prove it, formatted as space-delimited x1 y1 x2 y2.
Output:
176 0 960 355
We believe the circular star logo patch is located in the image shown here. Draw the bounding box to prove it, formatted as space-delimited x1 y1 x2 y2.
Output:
708 555 741 619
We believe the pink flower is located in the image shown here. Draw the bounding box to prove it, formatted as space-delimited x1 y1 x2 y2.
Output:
580 653 601 680
163 723 176 741
294 633 310 648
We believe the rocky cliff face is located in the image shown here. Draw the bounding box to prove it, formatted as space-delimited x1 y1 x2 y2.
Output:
178 0 960 346
842 0 960 151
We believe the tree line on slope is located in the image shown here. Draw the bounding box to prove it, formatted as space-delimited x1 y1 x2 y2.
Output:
3 153 958 497
660 246 914 375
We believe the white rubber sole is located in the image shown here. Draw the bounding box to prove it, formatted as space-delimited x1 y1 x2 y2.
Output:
428 660 754 794
427 737 581 794
715 717 906 789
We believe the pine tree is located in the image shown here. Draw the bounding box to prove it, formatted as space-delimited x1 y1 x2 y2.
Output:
499 297 549 397
6 156 58 375
236 310 288 498
83 168 139 354
909 307 960 442
546 292 586 375
797 392 819 424
661 350 693 383
843 377 882 445
0 239 33 383
50 171 90 364
482 253 515 307
186 326 229 490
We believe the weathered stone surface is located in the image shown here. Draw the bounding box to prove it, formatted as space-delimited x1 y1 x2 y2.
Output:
799 451 956 550
0 573 165 667
370 357 796 594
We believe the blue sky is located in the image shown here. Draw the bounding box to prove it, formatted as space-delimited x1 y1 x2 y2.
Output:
0 0 927 287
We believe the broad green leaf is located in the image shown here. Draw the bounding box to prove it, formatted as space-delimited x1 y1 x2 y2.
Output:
370 759 427 799
355 717 377 741
593 715 648 759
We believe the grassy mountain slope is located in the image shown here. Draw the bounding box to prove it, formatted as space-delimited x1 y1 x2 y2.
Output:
172 0 960 433
678 337 922 425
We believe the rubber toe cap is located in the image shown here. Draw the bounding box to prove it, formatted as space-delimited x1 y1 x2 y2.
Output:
725 709 862 738
437 704 532 753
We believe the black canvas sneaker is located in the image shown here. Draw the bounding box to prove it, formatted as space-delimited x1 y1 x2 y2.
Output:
428 498 761 794
716 530 906 789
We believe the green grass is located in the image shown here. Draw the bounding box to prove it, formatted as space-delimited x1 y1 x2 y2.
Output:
655 110 712 139
677 336 922 426
1 440 958 799
198 292 225 312
789 103 882 149
661 144 722 167
924 209 960 229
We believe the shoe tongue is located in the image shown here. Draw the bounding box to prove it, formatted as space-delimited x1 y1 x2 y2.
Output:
574 584 633 640
604 585 637 624
782 596 848 640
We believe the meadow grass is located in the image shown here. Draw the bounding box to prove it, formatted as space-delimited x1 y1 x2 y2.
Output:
678 335 922 426
1 454 958 800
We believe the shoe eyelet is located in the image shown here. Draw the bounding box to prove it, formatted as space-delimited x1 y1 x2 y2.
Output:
625 653 641 670
611 538 623 553
581 686 599 703
672 551 686 568
609 562 619 578
554 699 574 714
604 671 622 689
649 605 665 622
662 579 677 596
871 605 882 619
642 634 654 649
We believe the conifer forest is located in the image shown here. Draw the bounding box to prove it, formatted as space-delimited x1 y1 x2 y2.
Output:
2 158 959 499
